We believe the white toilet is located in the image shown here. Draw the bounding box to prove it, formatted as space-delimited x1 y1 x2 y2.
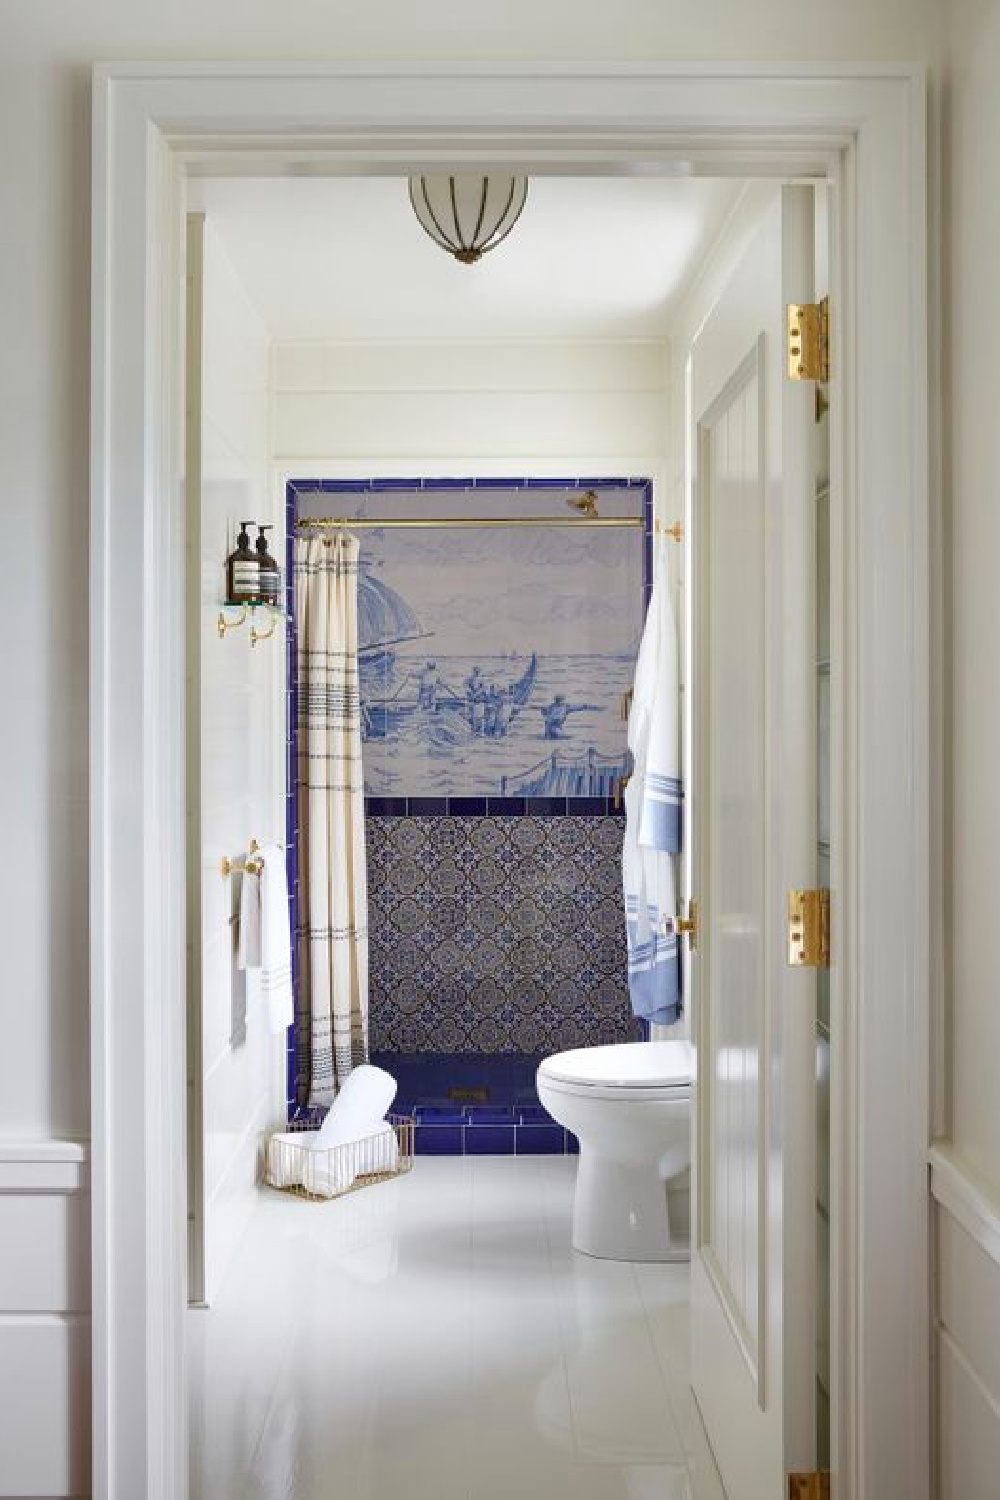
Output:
536 1040 693 1263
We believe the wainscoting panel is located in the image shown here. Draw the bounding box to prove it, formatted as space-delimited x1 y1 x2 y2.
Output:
0 1142 90 1498
931 1144 1000 1499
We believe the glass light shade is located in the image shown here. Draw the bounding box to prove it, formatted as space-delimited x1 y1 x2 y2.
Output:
408 174 529 264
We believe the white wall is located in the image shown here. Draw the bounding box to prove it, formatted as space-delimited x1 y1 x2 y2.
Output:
272 336 670 486
191 220 284 1307
932 1 1000 1489
1 4 942 1497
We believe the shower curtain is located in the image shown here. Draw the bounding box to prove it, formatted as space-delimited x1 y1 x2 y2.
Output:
294 532 369 1106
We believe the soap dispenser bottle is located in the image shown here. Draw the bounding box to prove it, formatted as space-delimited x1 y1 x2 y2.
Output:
255 525 280 607
226 521 261 603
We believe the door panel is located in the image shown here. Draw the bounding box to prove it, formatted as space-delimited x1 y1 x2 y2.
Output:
702 343 767 1394
689 186 819 1498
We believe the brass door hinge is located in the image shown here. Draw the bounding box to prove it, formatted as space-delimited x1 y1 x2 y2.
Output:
787 297 830 382
663 898 699 954
787 888 831 968
788 1473 830 1500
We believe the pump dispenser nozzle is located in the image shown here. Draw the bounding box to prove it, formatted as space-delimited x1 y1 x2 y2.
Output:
255 525 280 607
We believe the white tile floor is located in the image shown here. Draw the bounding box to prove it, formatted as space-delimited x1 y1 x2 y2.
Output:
188 1156 726 1500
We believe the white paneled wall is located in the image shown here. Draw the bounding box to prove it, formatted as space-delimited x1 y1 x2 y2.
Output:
0 1144 90 1497
190 220 285 1307
272 336 669 485
931 1148 1000 1497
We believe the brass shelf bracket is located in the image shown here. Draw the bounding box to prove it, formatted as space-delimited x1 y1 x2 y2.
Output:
251 611 279 647
218 602 282 642
217 604 247 638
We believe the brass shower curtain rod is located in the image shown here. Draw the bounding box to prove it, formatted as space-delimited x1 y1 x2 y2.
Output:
295 517 684 538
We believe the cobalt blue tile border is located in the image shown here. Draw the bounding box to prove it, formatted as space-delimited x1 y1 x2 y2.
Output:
516 1124 565 1155
407 796 449 815
363 794 626 818
465 1125 516 1155
365 796 408 816
447 796 488 815
414 1125 465 1156
486 796 526 816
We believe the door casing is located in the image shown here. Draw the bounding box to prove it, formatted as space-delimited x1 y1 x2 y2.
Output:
90 62 932 1500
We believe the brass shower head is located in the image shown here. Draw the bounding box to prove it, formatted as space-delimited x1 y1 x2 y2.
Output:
566 490 599 518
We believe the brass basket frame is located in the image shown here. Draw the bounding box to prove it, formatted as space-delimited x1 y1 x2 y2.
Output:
265 1113 415 1202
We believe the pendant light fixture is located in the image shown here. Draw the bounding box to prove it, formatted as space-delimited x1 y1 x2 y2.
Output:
408 174 529 264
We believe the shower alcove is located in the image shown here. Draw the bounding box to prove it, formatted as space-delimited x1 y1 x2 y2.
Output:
287 476 654 1153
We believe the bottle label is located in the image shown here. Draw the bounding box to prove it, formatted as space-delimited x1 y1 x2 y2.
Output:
232 562 260 597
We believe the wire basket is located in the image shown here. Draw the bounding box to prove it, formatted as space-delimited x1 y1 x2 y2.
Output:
265 1113 415 1202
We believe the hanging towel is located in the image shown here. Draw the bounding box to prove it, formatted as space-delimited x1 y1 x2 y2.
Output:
257 844 295 1035
236 859 262 971
623 537 684 1026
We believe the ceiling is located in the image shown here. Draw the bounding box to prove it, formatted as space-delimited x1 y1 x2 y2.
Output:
195 175 743 342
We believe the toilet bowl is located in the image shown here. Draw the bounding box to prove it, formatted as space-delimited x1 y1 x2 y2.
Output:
537 1040 693 1263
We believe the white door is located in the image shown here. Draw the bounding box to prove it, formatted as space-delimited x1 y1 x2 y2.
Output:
688 186 821 1498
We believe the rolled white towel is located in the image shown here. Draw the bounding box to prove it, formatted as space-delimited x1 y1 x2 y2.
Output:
315 1064 397 1149
267 1129 319 1189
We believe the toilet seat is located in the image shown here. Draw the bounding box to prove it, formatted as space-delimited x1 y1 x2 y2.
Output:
538 1041 692 1102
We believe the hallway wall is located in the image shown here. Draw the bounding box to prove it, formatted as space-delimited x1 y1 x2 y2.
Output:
933 1 1000 1491
1 4 941 1497
189 220 285 1306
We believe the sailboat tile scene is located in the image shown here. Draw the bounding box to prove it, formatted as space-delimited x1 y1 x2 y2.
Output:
290 477 650 805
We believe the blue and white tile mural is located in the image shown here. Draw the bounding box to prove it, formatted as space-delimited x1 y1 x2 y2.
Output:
355 524 643 798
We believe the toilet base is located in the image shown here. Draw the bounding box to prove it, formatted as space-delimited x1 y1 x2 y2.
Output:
572 1153 690 1263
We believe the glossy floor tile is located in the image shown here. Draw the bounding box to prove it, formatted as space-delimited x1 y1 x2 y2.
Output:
188 1156 726 1500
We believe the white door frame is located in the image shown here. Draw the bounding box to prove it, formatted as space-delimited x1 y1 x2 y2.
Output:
90 62 930 1500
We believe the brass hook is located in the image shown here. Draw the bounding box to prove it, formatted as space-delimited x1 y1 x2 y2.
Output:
221 839 264 879
251 611 278 646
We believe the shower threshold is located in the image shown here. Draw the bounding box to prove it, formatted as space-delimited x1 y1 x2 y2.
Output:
370 1051 579 1158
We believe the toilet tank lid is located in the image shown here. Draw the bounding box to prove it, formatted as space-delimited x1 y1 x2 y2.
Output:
539 1041 693 1089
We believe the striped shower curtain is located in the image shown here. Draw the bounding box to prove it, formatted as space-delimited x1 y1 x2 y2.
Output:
294 532 369 1106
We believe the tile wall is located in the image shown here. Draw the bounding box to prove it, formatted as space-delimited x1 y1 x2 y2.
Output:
366 813 639 1056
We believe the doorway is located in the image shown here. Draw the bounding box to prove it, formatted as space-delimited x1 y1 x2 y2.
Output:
89 63 931 1500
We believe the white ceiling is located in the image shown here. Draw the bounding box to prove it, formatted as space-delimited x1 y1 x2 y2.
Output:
196 175 743 341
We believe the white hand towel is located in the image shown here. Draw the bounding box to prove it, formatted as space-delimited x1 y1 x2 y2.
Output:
267 1129 315 1188
258 844 294 1035
315 1063 397 1148
623 535 683 1026
236 863 261 970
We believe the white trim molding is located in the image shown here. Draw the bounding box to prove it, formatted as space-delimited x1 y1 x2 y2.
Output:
930 1142 1000 1269
90 62 931 1500
0 1140 89 1196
